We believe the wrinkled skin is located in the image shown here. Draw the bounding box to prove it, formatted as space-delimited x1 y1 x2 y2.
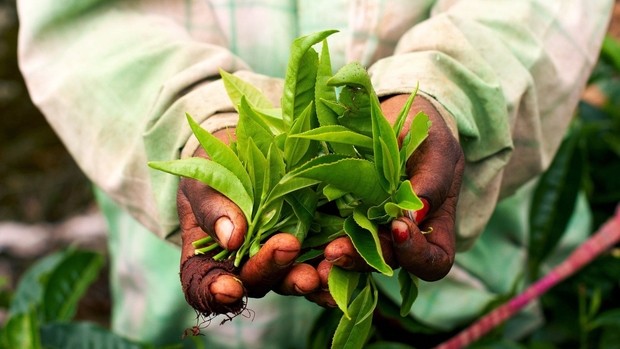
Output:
177 94 464 312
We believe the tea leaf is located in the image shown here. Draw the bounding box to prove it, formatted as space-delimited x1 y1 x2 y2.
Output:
293 157 388 205
267 176 320 205
219 69 273 110
266 142 286 197
186 113 253 198
328 62 401 192
284 188 318 242
320 98 347 117
344 212 393 276
284 102 317 169
253 107 287 134
291 125 373 149
331 282 375 349
384 180 423 218
398 269 418 317
392 85 418 137
315 40 338 126
236 96 276 158
302 212 345 248
148 157 253 219
322 184 348 201
282 30 338 124
328 267 361 320
400 112 430 171
328 62 374 94
371 96 400 193
355 277 379 325
245 137 267 211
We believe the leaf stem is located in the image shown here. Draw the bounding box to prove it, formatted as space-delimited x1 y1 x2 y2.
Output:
192 236 215 248
194 243 220 255
213 249 231 261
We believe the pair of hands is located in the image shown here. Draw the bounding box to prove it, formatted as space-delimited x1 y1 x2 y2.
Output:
177 94 464 314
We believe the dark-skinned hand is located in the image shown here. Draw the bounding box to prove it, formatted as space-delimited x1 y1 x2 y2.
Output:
177 93 464 312
306 94 465 307
177 131 321 314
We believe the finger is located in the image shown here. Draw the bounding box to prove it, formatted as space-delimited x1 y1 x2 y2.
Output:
179 177 247 250
323 236 370 271
239 233 300 297
323 231 397 272
177 188 210 264
406 112 462 221
381 94 462 223
276 263 320 295
180 254 245 316
305 260 337 308
391 204 456 281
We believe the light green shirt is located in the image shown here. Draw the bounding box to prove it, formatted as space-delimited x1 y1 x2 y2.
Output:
17 0 611 249
16 0 612 347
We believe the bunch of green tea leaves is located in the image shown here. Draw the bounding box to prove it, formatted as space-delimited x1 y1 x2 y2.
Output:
148 29 430 348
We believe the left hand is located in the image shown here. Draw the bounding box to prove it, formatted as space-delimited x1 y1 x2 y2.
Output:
305 93 465 307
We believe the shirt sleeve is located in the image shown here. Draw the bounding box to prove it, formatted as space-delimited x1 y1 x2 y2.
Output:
368 0 613 250
16 1 280 239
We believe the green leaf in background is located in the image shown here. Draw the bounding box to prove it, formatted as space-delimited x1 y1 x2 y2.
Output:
43 250 104 322
600 35 620 73
8 250 67 317
589 309 620 330
307 308 342 349
331 283 375 349
186 113 253 197
1 307 41 349
1 248 107 349
148 157 253 220
328 267 361 319
528 124 584 279
365 342 416 349
219 68 274 110
40 322 145 349
398 269 419 317
282 30 337 124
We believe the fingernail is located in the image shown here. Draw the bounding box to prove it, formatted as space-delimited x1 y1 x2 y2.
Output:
326 255 353 269
392 220 410 245
273 249 297 267
209 275 243 304
214 217 233 248
293 284 309 295
412 198 430 224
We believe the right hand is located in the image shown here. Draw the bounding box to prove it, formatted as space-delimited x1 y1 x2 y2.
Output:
177 129 321 317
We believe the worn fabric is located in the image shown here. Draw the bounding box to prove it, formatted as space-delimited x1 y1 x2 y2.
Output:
16 0 612 347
